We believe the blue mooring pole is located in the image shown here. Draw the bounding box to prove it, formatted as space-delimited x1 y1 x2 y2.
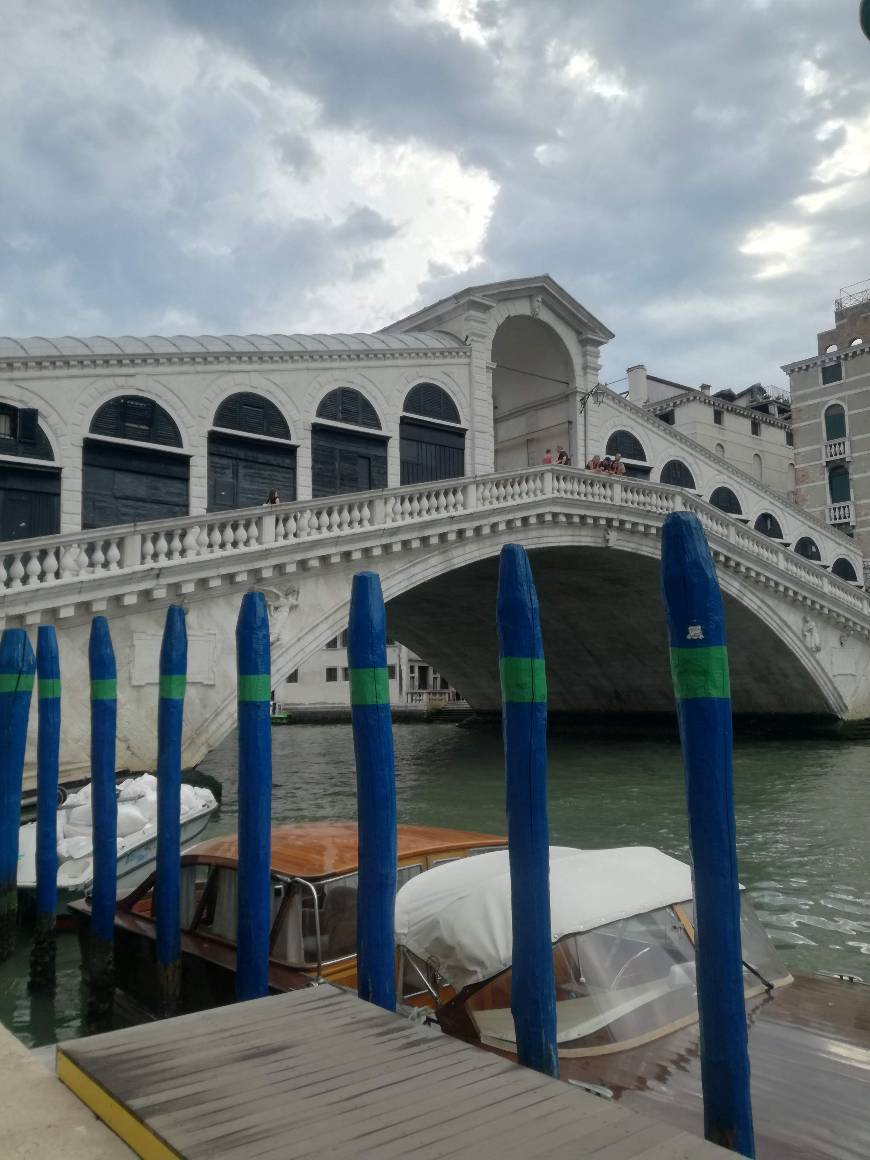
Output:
347 572 397 1012
660 512 754 1157
88 616 117 1019
496 544 558 1078
235 592 272 1002
0 628 35 962
30 626 61 990
155 604 187 1016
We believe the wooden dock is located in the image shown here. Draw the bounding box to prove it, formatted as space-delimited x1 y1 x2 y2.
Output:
57 985 728 1159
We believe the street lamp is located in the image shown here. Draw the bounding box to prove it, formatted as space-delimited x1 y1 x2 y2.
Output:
862 0 870 41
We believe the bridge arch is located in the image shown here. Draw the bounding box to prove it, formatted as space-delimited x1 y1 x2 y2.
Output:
658 458 696 489
794 536 822 563
311 386 388 498
208 392 297 511
400 383 466 485
710 485 742 515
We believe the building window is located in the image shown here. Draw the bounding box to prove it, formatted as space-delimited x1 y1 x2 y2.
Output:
660 460 695 489
710 486 742 515
754 512 783 539
714 442 725 457
750 419 760 437
832 557 859 583
0 410 14 440
325 637 339 649
822 363 843 385
752 453 763 482
713 409 723 426
403 383 461 425
340 629 348 647
316 387 381 429
824 404 846 441
325 667 338 683
829 465 851 504
286 670 298 684
794 537 821 562
341 667 350 682
659 410 675 426
785 429 793 446
605 430 646 461
387 664 397 680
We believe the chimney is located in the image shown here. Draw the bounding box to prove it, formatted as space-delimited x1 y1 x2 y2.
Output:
699 383 712 395
627 364 648 406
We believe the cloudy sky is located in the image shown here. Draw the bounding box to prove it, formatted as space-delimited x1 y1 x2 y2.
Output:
2 0 869 390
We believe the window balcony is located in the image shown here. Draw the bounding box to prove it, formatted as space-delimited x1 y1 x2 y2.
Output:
827 501 854 526
824 437 849 463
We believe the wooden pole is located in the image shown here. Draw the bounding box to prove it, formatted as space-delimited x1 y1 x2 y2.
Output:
348 571 397 1012
88 615 117 1020
155 604 187 1017
660 511 754 1157
496 544 558 1078
235 592 272 1002
0 628 35 962
30 626 61 990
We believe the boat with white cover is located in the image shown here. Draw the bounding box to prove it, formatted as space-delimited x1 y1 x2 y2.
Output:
17 773 219 912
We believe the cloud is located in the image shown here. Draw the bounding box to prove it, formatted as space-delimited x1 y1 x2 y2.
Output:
1 0 869 390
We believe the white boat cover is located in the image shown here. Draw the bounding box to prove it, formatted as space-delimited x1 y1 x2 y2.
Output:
394 846 694 992
17 773 218 889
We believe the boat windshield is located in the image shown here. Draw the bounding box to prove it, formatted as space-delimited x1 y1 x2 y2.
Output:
467 906 699 1053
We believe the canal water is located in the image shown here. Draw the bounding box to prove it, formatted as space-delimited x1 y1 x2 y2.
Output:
2 723 869 1047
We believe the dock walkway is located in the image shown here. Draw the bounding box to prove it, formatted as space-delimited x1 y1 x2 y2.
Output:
57 984 728 1159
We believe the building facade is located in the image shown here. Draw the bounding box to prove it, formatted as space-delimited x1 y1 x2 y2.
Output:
783 280 870 582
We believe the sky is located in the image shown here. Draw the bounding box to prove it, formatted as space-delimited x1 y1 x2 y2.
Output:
1 0 869 391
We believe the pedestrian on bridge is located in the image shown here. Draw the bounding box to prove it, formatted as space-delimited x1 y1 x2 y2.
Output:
542 449 553 465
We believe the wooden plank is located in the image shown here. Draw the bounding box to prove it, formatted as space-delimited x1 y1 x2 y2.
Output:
58 984 731 1160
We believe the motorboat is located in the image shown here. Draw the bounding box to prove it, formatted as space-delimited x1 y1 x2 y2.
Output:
394 846 870 1160
68 821 505 1016
18 773 219 915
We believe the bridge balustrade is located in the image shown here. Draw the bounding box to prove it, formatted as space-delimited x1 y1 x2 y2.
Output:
1 467 867 620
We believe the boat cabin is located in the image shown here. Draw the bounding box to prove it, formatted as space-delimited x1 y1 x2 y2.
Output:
395 846 792 1055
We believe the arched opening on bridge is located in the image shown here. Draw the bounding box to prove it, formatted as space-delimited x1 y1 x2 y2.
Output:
0 402 60 540
754 511 783 540
832 557 859 584
399 384 465 485
312 387 387 498
208 392 296 511
82 396 189 529
752 453 764 483
491 316 574 470
660 459 695 489
828 465 851 505
710 486 742 515
824 404 846 441
794 536 822 563
385 547 837 717
605 430 649 478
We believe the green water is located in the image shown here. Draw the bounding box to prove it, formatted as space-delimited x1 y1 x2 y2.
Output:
2 723 869 1047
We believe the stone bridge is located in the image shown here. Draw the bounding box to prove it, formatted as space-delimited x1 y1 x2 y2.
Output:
3 465 870 783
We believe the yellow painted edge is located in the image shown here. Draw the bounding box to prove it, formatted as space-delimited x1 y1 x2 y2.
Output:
57 1050 182 1160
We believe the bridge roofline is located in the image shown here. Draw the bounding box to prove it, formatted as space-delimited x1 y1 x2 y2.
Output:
381 275 615 344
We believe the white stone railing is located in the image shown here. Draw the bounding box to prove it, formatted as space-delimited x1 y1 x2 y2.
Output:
2 467 868 622
824 438 849 462
827 502 854 526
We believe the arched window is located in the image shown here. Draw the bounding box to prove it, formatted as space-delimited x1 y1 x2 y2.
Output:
312 388 386 497
710 486 742 515
752 453 763 483
316 387 381 429
660 460 695 489
0 403 60 540
714 442 725 458
825 344 838 353
214 392 291 441
403 383 460 425
754 512 783 539
829 465 851 504
208 393 296 511
84 396 188 529
850 337 864 346
90 395 182 447
824 404 846 441
832 558 859 583
605 430 646 461
794 536 821 562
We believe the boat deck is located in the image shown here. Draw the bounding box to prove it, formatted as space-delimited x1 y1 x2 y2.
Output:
57 984 729 1159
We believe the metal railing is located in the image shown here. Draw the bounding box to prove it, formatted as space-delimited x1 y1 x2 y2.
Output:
836 278 870 313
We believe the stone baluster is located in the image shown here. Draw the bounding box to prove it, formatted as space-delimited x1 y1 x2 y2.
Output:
208 524 222 553
221 523 235 550
359 501 371 526
168 530 183 560
317 510 330 535
59 543 79 579
234 522 249 550
0 556 7 590
105 539 121 571
42 547 59 583
90 540 106 572
153 531 169 564
182 527 200 558
246 518 260 549
25 551 42 585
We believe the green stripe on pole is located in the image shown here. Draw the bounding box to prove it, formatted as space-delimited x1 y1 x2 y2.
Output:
90 678 117 701
669 646 731 700
0 673 35 693
349 667 390 706
499 657 547 703
159 674 187 701
238 673 271 702
37 677 61 700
